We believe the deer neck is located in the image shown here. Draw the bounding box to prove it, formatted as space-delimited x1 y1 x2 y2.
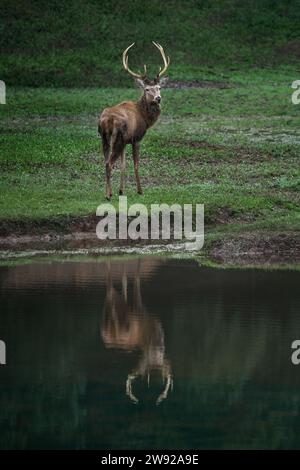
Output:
137 95 161 129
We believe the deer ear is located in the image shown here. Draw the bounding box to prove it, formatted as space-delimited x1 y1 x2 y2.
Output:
159 76 169 87
134 78 145 88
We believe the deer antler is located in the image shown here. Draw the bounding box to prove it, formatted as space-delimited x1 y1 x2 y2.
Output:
122 43 147 80
126 369 173 406
152 41 170 79
126 373 139 404
156 372 173 405
122 42 170 82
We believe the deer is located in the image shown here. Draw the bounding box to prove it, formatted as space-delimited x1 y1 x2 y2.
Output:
101 260 173 405
98 42 170 199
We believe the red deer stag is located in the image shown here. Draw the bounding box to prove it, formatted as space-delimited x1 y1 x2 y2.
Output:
101 261 173 405
98 42 170 199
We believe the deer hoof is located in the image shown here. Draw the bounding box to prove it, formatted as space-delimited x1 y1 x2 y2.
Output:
137 189 143 195
119 189 123 195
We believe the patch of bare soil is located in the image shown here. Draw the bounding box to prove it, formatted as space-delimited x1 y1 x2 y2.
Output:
0 214 99 238
0 232 164 253
204 206 261 227
167 80 232 89
210 232 300 266
0 228 183 257
278 40 300 59
171 140 272 163
181 141 225 150
0 215 178 252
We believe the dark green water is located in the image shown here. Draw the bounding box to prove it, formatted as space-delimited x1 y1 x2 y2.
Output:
1 257 300 450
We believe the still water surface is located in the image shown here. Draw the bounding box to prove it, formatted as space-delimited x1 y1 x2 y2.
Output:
0 257 300 449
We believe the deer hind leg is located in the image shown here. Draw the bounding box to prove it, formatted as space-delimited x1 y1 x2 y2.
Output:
105 160 113 200
101 131 112 200
119 148 126 195
132 142 142 195
101 131 110 163
106 130 124 200
99 129 111 198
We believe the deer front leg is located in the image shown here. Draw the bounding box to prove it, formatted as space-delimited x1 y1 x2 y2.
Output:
132 142 142 195
119 149 126 195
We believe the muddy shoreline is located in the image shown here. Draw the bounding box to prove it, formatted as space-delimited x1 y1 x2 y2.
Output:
0 215 299 266
209 232 300 266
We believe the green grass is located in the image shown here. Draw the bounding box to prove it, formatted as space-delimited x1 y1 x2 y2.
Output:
1 0 300 87
0 67 299 236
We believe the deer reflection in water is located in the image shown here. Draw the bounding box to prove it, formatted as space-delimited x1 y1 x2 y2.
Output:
101 260 173 405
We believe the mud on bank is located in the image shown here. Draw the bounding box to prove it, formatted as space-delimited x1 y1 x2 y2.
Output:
0 213 299 267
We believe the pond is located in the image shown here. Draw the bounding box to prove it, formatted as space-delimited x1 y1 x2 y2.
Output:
0 257 300 449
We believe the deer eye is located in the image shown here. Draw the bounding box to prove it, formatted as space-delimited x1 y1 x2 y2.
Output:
145 88 150 92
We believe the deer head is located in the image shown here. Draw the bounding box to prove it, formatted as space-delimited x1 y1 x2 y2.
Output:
122 42 170 106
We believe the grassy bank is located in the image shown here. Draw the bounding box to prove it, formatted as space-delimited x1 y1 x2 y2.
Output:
1 0 300 259
1 67 300 240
